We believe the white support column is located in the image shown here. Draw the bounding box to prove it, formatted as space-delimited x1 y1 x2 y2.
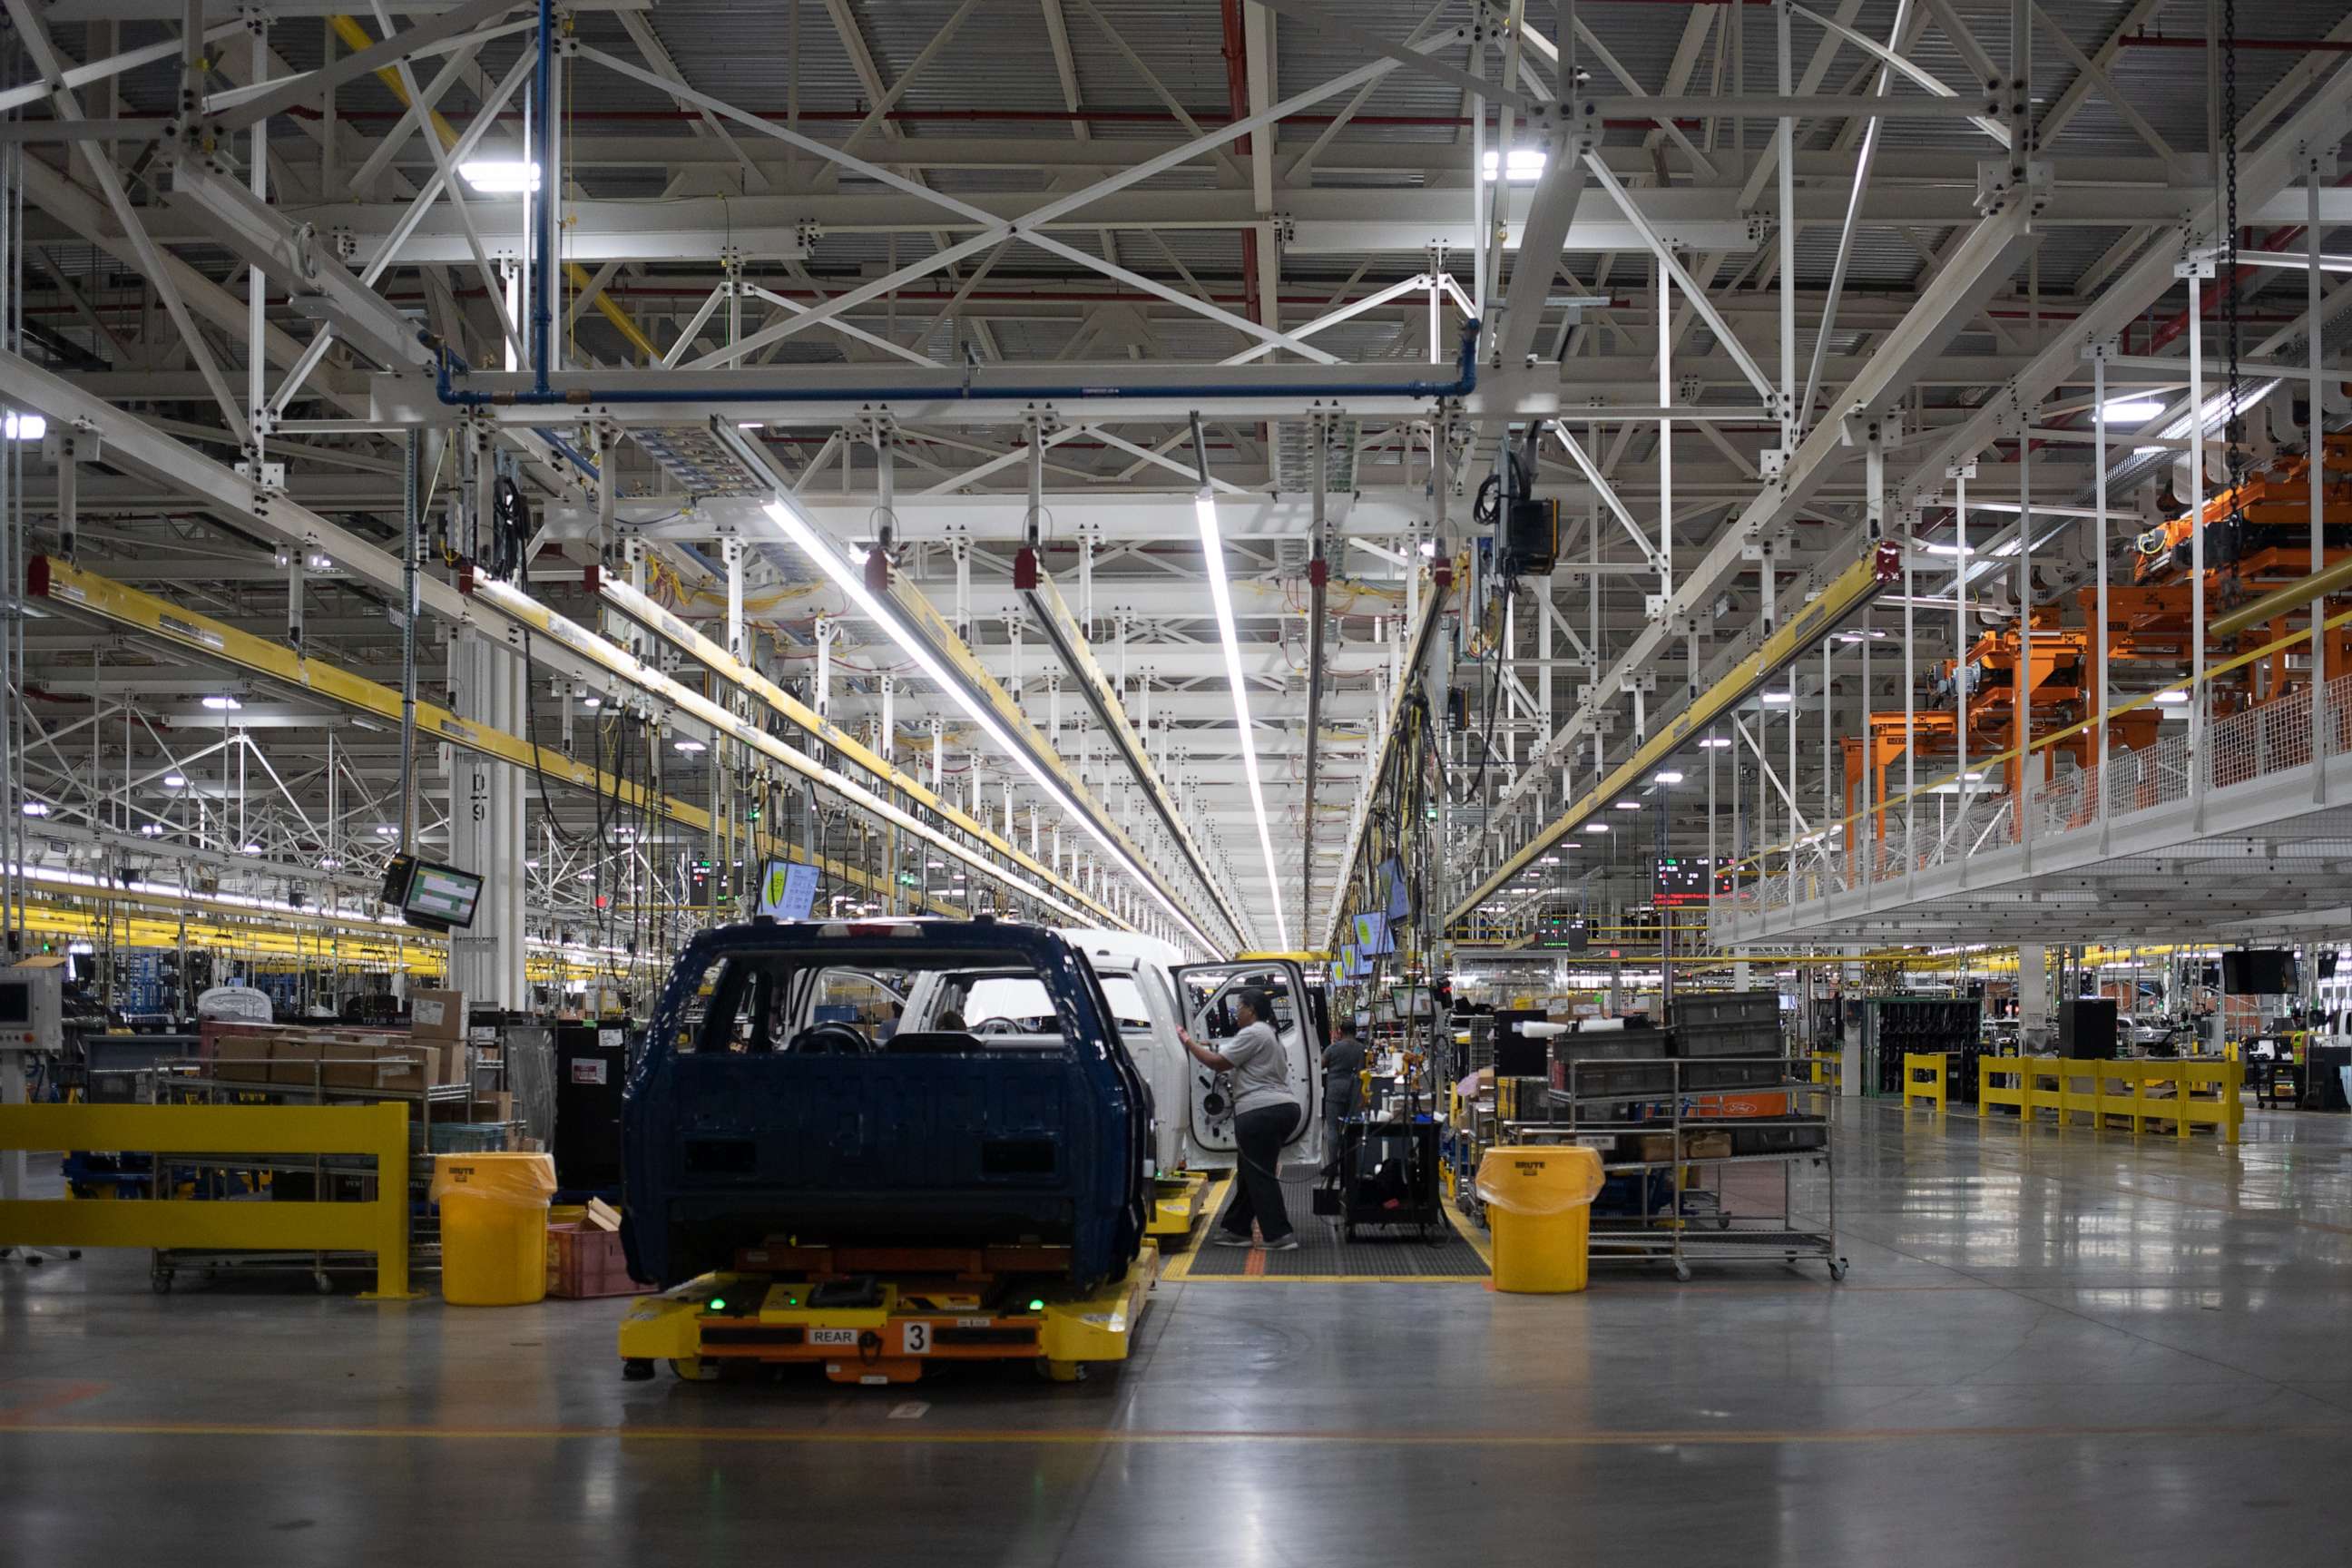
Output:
723 537 746 661
287 547 306 653
2092 344 2112 832
246 15 270 470
814 615 835 720
447 629 526 1009
2184 260 2211 818
2310 142 2333 800
1775 0 1798 447
2018 940 2050 1049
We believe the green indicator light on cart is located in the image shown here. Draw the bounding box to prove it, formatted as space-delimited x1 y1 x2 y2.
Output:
1027 1298 1045 1312
707 1297 726 1312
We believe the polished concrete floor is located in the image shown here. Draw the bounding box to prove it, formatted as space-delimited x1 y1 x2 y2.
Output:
5 1100 2350 1565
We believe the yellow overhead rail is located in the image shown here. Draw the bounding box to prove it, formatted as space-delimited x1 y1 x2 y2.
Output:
1446 545 1898 928
24 555 952 919
325 13 661 363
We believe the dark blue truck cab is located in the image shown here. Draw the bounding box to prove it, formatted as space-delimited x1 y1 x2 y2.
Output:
622 917 1152 1293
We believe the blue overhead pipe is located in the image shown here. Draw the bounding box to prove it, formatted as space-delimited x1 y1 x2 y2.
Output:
434 318 1484 411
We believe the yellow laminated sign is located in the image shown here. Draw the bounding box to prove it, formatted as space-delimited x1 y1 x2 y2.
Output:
1475 1144 1604 1294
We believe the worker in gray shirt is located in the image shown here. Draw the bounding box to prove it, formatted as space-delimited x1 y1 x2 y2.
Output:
1181 987 1300 1250
1320 1017 1367 1175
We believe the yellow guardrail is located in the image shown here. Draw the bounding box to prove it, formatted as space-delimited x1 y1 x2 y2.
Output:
1902 1052 1950 1112
0 1102 414 1296
1977 1056 2244 1143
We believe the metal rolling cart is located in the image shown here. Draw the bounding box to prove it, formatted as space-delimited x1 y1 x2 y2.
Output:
136 1053 499 1293
1521 1057 1844 1282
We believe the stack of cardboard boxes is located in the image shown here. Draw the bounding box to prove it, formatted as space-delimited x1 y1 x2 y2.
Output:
197 987 514 1131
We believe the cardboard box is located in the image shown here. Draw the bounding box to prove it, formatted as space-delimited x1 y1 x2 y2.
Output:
408 988 465 1043
1686 1132 1733 1161
270 1040 328 1088
213 1050 273 1084
1632 1132 1677 1163
466 1090 515 1124
322 1042 434 1093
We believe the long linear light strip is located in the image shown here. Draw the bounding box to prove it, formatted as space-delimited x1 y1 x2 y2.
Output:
1019 573 1249 946
5 862 637 965
463 575 1105 928
1194 489 1289 952
760 497 1225 956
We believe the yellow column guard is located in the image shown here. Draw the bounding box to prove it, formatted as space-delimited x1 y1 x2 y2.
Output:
0 1102 416 1298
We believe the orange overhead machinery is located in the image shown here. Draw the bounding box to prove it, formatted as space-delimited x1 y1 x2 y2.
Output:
1842 621 2164 841
2128 434 2352 718
1842 436 2352 838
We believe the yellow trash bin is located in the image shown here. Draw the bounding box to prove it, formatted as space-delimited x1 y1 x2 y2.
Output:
1475 1144 1604 1293
430 1152 558 1306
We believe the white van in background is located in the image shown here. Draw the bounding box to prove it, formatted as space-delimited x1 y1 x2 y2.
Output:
900 928 1325 1178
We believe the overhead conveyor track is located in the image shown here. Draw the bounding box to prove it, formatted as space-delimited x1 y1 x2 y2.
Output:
21 555 960 919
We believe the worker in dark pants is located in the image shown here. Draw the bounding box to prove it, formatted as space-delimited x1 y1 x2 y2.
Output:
1319 1017 1367 1177
1181 988 1300 1250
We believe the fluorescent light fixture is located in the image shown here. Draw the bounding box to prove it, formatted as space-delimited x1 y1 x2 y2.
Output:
1761 691 1792 705
2152 690 2190 705
1191 488 1288 950
138 823 165 837
1583 822 1609 833
1652 770 1683 785
1699 737 1731 749
582 696 602 710
242 841 261 854
307 553 333 571
3 412 45 442
162 773 187 789
1613 800 1641 810
2100 397 2166 422
375 823 397 837
673 738 708 754
761 495 1224 952
1481 146 1546 181
201 695 241 710
20 801 49 817
459 158 540 193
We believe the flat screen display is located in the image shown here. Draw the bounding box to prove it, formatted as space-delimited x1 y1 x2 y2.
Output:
406 863 484 927
1353 911 1394 957
1379 857 1410 922
756 859 822 921
379 853 483 931
1654 856 1713 907
2221 949 2297 994
0 984 27 1025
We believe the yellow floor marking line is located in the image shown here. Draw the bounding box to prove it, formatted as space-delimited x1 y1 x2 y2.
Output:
2 1420 2339 1448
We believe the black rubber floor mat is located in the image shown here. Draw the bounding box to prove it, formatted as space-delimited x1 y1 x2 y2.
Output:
1183 1168 1488 1278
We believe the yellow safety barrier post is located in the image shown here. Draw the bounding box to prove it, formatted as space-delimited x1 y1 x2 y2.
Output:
1902 1052 1950 1112
1974 1057 2243 1144
0 1102 415 1297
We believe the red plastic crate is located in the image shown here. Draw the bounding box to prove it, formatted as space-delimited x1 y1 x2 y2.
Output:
547 1221 652 1299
